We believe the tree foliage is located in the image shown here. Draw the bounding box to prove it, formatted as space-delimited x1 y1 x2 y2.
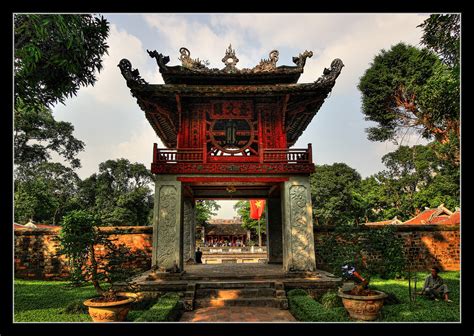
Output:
14 14 109 107
58 210 138 295
76 159 154 226
358 43 452 143
418 14 460 69
195 200 221 226
14 162 80 225
14 99 85 170
317 225 406 279
358 15 460 165
310 163 363 226
233 200 266 237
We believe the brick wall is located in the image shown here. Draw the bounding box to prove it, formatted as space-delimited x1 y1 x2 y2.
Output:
14 226 153 280
14 224 459 280
314 224 460 272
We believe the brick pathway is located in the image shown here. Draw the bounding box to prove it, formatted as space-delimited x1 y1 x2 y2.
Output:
180 307 296 322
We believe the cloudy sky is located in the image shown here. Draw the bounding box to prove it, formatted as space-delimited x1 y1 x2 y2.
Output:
51 13 431 218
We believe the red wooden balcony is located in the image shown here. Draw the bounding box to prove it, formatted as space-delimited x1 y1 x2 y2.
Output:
151 143 314 175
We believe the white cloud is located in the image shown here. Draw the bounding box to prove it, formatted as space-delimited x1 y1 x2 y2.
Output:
110 120 164 167
80 24 161 105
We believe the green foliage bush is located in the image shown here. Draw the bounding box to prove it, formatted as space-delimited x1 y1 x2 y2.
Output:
320 290 343 309
134 292 182 322
317 225 406 279
288 291 347 322
287 289 308 297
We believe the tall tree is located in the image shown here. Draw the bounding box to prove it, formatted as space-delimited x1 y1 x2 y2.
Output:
77 159 154 226
14 14 109 107
310 163 363 226
14 99 84 170
14 162 80 224
358 43 456 144
367 144 459 220
359 14 460 164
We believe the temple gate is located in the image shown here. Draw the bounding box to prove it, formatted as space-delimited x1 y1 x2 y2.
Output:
119 45 343 276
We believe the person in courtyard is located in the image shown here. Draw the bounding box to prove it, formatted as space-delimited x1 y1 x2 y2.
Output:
195 247 203 264
421 266 452 302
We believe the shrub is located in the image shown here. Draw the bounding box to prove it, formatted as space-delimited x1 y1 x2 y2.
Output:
320 290 343 309
317 225 406 279
134 292 182 322
287 289 308 297
288 291 346 322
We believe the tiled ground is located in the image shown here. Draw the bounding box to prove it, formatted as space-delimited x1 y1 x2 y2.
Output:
180 306 297 322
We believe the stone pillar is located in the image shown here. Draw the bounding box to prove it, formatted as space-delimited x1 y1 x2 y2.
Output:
152 175 183 272
281 176 316 273
266 197 283 264
183 198 196 263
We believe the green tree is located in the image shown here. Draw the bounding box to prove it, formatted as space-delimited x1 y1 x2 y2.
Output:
233 200 266 246
195 200 221 226
359 14 460 165
14 99 85 170
14 162 80 224
358 43 454 143
14 14 109 107
366 144 459 220
310 163 363 226
77 159 154 226
418 14 460 69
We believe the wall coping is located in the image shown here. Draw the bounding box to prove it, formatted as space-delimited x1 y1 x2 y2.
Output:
14 225 153 236
314 224 459 232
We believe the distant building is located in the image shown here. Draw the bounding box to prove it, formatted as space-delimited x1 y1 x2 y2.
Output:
203 218 251 247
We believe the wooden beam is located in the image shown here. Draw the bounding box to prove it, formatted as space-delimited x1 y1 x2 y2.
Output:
177 177 289 183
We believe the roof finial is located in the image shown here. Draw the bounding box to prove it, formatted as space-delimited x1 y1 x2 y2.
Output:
222 44 239 72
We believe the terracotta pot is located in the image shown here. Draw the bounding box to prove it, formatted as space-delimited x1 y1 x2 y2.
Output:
83 292 137 322
337 289 388 321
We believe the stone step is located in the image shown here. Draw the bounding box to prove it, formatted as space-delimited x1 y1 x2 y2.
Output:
196 281 275 289
195 288 276 299
194 297 282 309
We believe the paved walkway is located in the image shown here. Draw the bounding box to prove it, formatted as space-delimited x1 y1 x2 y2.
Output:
180 307 296 322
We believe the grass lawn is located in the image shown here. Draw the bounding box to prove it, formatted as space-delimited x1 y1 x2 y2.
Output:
14 279 97 322
289 271 460 322
371 271 460 322
14 279 180 322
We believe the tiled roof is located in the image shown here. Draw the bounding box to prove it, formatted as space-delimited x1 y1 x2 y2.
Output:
365 205 460 226
205 224 248 236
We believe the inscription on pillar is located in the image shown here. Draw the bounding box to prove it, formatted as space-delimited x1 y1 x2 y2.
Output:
156 185 178 267
289 185 315 271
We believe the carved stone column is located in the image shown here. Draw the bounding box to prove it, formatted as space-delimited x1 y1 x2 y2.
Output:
183 198 196 263
152 175 183 272
281 176 316 273
266 197 283 264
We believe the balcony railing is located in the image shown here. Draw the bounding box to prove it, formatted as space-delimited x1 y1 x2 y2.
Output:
153 144 313 164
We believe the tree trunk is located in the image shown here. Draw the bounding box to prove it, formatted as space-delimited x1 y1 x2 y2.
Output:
89 245 104 296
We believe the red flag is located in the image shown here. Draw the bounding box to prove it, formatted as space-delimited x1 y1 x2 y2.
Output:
250 199 266 219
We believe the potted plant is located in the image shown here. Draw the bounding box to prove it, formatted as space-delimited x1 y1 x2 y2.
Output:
318 225 405 321
58 210 137 322
337 264 388 321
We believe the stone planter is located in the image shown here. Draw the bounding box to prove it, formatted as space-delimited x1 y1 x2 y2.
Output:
337 289 387 321
83 292 137 322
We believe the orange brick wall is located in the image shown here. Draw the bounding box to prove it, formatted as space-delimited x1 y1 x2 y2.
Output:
14 226 153 280
314 224 460 272
14 224 459 280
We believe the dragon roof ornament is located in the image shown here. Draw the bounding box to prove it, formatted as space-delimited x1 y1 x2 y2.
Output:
147 45 314 74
